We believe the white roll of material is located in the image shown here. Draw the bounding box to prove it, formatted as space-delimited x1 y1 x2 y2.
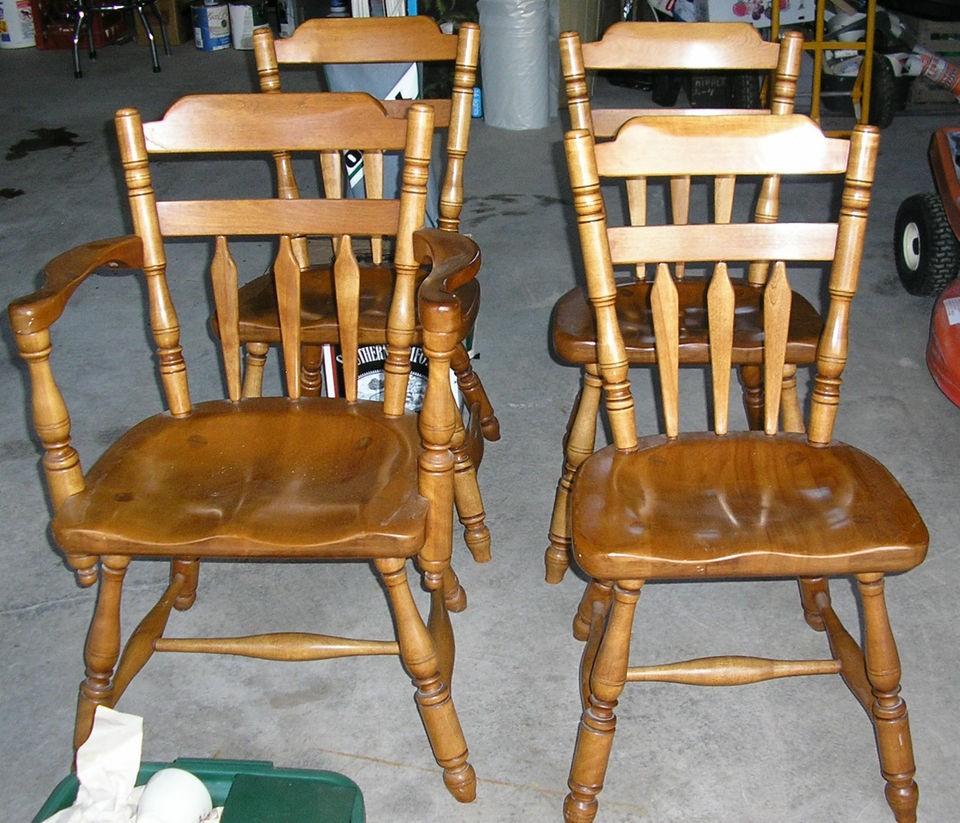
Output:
478 0 551 130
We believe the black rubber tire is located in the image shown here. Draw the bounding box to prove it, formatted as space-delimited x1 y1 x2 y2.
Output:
868 53 897 129
820 71 855 113
730 71 762 109
894 192 960 296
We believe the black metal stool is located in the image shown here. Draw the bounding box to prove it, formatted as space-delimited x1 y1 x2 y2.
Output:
71 0 171 78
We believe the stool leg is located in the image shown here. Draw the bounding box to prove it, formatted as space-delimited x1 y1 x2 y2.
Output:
86 5 97 60
134 6 162 73
71 5 87 77
148 0 171 55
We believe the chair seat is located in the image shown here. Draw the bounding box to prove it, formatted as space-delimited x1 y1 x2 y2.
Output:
236 264 481 345
53 398 428 559
552 279 822 365
571 431 929 580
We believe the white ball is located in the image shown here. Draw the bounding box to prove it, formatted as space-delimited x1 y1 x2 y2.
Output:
136 767 213 823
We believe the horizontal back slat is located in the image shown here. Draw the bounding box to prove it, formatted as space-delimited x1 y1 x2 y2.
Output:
595 114 850 178
382 98 453 128
142 93 408 153
607 223 840 265
591 107 767 138
581 21 780 70
157 199 403 237
276 16 458 63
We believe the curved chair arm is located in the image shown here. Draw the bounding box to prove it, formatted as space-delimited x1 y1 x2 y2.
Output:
8 236 143 334
414 228 490 567
7 236 144 549
414 228 481 311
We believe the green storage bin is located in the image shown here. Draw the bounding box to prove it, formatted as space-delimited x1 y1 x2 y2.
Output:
32 758 364 823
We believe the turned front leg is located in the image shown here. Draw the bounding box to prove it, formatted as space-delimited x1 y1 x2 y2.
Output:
241 342 270 398
564 580 642 823
451 343 499 441
75 556 130 755
547 365 602 584
573 579 613 642
858 574 918 822
798 576 830 631
737 364 764 431
450 414 490 562
376 558 476 803
300 344 324 397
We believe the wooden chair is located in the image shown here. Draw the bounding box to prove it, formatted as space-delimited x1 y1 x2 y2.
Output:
559 114 926 822
7 93 487 801
546 23 813 583
242 19 495 439
239 18 492 561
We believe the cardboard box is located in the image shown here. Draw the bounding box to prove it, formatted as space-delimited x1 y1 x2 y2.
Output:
895 9 960 109
650 0 812 28
134 0 192 46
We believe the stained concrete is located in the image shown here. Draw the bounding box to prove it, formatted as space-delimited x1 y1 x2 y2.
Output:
1 35 958 822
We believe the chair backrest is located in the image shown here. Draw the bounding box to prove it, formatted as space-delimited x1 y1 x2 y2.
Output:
115 92 435 409
561 23 803 284
561 22 804 136
564 114 879 445
253 17 479 234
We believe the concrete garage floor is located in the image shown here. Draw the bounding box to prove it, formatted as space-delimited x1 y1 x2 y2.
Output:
1 35 959 823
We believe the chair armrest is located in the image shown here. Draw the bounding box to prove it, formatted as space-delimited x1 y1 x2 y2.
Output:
414 228 481 310
414 229 489 566
7 236 143 335
7 236 144 533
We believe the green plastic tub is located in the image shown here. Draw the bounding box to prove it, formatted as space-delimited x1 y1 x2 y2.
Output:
32 757 365 822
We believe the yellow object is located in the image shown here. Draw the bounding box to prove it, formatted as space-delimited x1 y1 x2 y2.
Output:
771 0 877 136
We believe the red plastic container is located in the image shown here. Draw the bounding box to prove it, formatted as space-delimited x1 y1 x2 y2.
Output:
927 275 960 406
30 0 128 50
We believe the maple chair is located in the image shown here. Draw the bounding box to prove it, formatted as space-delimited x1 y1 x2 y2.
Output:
559 114 927 823
238 18 492 560
242 19 495 439
546 23 814 582
7 93 487 801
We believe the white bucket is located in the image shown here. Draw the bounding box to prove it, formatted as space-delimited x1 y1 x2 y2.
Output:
228 4 253 49
228 3 266 50
0 0 36 49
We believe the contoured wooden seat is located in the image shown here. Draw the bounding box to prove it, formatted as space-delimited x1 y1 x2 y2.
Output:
238 18 497 443
547 23 815 583
560 114 927 823
8 93 487 802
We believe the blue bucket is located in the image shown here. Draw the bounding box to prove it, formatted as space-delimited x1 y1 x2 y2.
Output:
192 1 231 51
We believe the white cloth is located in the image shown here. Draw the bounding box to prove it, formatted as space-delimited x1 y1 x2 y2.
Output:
42 706 143 823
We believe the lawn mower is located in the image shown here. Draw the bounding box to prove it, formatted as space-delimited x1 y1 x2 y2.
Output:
894 126 960 407
895 127 960 296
